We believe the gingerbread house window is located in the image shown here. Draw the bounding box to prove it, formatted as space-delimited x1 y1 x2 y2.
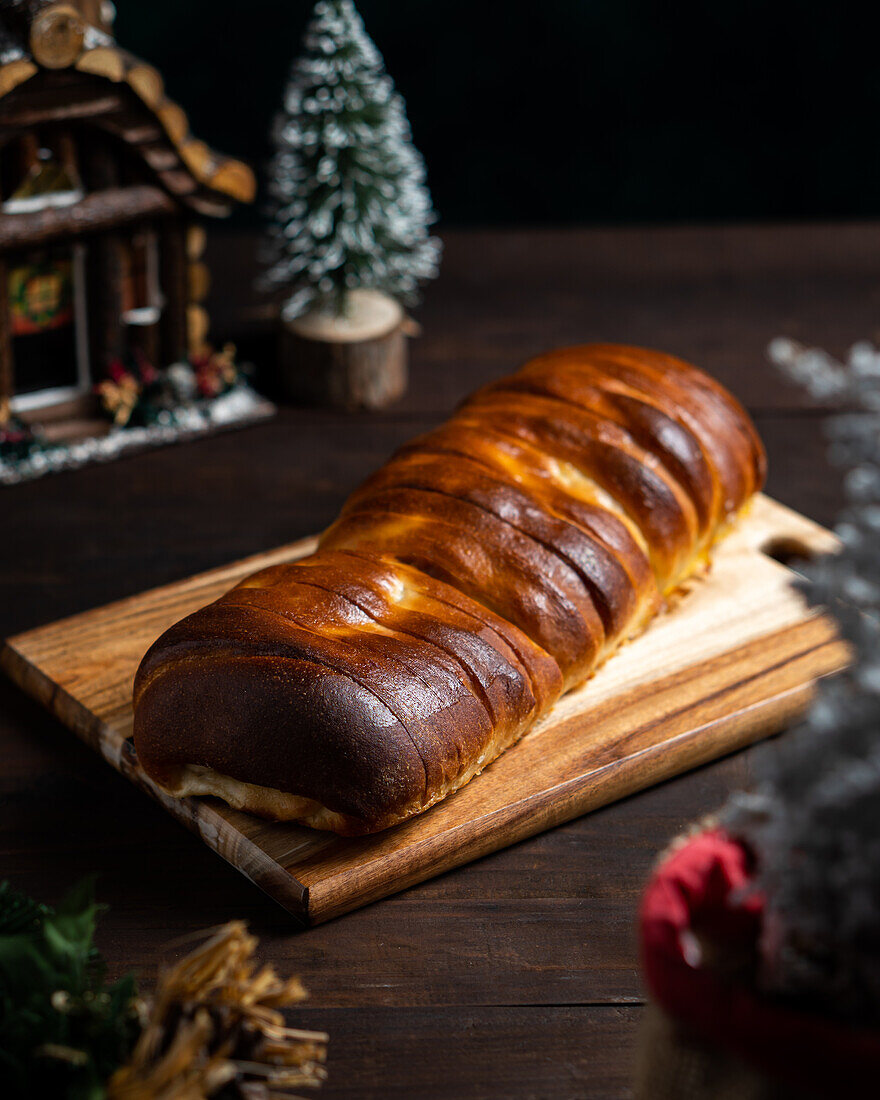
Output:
3 143 83 215
121 229 162 327
7 241 89 412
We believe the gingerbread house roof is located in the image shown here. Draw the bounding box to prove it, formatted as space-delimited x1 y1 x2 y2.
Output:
0 1 255 216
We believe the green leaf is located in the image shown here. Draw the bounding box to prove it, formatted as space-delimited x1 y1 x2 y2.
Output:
55 876 100 920
41 877 104 988
0 881 50 935
0 880 139 1098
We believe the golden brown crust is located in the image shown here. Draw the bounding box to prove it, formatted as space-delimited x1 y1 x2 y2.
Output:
132 344 766 834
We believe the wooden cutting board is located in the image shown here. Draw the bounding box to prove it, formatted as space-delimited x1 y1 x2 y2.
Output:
2 494 848 925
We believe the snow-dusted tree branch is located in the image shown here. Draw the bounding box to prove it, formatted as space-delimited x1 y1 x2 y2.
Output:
726 338 880 1023
261 0 440 321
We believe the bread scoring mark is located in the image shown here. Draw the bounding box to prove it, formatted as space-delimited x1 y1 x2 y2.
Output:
222 593 497 800
382 430 660 634
453 398 700 589
489 366 721 539
325 499 602 684
571 345 764 515
310 546 564 718
355 475 626 653
451 415 656 559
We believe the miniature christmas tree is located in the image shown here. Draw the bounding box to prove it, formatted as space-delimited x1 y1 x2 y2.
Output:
262 0 440 323
263 0 440 409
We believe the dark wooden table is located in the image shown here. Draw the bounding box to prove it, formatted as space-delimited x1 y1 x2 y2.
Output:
1 223 870 1098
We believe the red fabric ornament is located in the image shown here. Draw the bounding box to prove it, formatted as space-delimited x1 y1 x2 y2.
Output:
107 358 130 385
640 829 880 1091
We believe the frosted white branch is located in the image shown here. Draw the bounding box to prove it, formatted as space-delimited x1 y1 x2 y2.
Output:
260 0 440 317
725 338 880 1023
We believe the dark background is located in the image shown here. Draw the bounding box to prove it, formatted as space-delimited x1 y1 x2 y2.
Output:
116 1 874 227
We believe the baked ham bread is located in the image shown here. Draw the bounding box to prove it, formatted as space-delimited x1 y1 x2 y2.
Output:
133 344 766 835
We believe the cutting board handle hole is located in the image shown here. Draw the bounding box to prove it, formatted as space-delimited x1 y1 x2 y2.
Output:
760 535 816 567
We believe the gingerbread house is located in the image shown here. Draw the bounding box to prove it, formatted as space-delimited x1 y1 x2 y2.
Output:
0 0 255 427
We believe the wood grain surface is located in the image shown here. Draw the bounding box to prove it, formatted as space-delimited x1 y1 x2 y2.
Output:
0 225 868 1098
2 492 847 924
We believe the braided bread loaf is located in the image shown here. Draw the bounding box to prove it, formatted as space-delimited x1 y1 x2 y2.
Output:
133 344 765 835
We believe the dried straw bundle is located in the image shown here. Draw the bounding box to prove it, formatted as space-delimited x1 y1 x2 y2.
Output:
107 922 327 1100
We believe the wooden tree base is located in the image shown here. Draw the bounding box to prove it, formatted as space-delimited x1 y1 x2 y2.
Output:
279 290 410 410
